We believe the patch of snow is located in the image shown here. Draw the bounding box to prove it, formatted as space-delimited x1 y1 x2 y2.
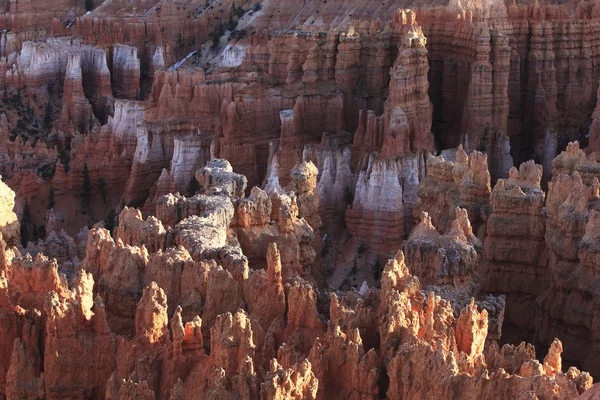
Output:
238 2 265 29
586 124 591 138
218 44 247 68
197 1 266 71
359 281 369 296
168 50 198 71
264 176 284 195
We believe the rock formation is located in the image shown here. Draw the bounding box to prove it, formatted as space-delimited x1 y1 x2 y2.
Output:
0 179 19 246
536 143 600 375
112 45 141 100
345 154 422 258
415 146 491 238
0 135 597 397
2 0 600 397
481 160 547 343
404 208 482 289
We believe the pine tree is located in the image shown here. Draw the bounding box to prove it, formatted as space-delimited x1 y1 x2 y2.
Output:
177 32 184 49
235 2 245 18
13 88 22 105
187 177 201 196
82 163 91 212
2 83 8 105
99 177 106 204
58 149 70 172
212 29 221 48
43 101 53 132
104 209 116 233
478 123 490 153
47 186 55 209
20 201 31 246
227 1 238 30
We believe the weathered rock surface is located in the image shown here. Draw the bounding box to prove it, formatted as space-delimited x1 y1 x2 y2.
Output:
536 143 600 376
2 0 600 397
405 208 482 289
415 146 491 238
0 179 19 246
481 160 547 343
0 148 596 398
345 154 423 257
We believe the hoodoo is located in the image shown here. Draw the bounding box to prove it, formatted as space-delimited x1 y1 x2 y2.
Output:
0 0 600 398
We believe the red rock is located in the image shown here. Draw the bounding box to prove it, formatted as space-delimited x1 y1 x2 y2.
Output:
536 144 600 377
116 207 166 253
8 253 69 313
243 243 285 335
260 359 318 400
0 269 18 396
416 146 491 237
404 208 482 288
282 278 325 357
481 161 547 342
308 325 379 399
0 179 20 247
43 271 116 399
346 155 422 257
112 45 140 100
2 1 600 398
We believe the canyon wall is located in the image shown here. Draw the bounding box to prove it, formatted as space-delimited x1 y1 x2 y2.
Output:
0 0 600 397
